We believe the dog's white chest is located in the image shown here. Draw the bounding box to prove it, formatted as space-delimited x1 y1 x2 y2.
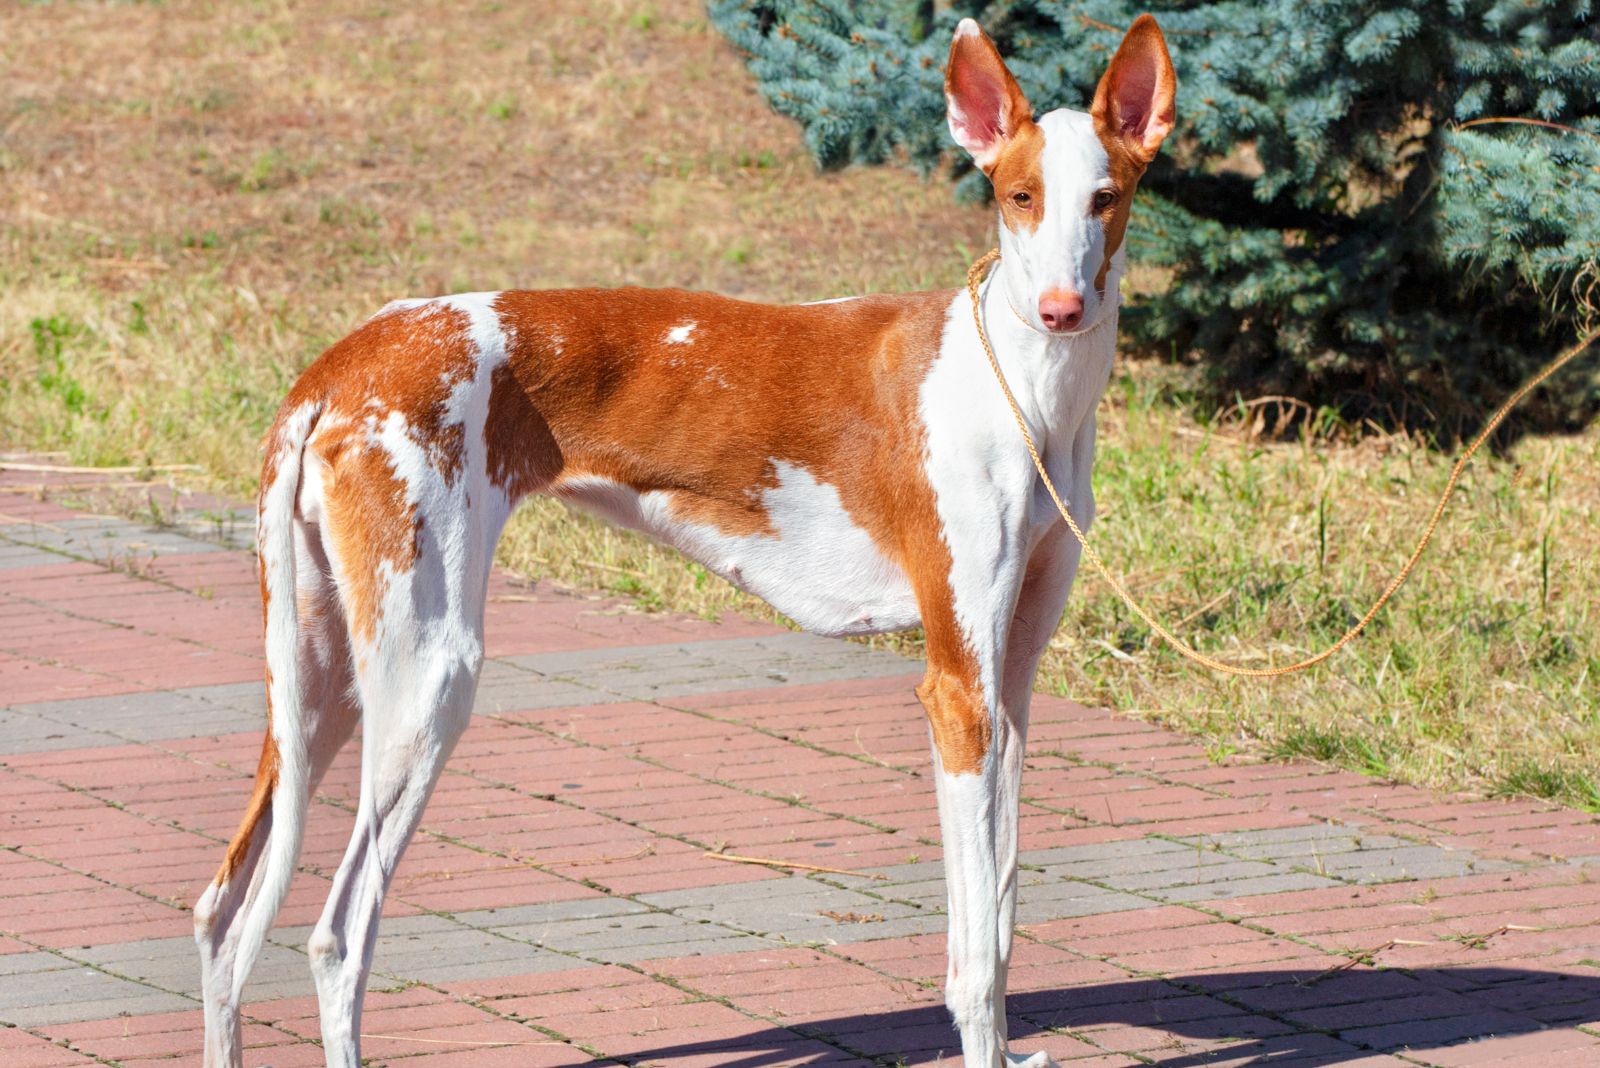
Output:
553 461 921 637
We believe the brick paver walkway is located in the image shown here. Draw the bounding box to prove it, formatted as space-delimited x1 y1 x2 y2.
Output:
5 458 1600 1067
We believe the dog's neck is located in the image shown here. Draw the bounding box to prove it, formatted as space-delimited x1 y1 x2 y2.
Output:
974 260 1120 438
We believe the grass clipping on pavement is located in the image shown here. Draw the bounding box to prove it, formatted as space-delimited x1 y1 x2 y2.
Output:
4 0 1598 810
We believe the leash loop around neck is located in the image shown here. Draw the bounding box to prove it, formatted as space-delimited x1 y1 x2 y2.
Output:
966 248 1600 678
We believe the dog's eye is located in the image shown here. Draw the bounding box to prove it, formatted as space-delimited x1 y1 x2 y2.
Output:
1092 189 1118 211
1011 190 1032 209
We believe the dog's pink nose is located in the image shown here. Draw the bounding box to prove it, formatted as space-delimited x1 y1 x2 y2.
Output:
1038 290 1084 332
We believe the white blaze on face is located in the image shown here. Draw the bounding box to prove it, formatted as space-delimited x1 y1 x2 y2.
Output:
1000 109 1118 333
665 322 697 345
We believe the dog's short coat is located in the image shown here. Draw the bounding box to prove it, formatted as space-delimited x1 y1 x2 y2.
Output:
194 17 1176 1067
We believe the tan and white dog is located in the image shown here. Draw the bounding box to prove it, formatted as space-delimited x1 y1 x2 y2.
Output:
194 16 1175 1068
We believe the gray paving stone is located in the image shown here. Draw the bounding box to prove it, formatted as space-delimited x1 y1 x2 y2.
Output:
1185 823 1365 848
872 878 947 910
78 934 312 1001
505 633 917 702
1316 848 1513 884
472 659 630 715
364 921 570 982
168 507 256 551
75 916 571 1004
1179 827 1521 885
1157 871 1343 902
1 631 914 748
1013 880 1157 924
0 708 123 753
0 952 193 1026
1207 834 1412 861
1102 857 1285 892
1025 837 1194 869
842 859 948 887
641 881 937 944
0 951 78 977
181 681 268 714
493 908 766 962
8 687 265 743
1036 851 1224 882
463 896 648 928
0 515 227 560
589 932 764 964
0 541 70 568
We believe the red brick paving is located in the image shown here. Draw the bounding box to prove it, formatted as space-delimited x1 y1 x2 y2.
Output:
5 462 1600 1066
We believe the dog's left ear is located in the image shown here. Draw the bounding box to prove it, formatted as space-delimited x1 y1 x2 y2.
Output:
1091 14 1177 164
945 19 1033 173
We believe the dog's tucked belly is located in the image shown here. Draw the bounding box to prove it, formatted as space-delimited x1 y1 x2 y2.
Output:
551 461 921 637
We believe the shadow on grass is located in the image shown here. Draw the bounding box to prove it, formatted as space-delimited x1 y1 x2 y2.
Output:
579 965 1600 1066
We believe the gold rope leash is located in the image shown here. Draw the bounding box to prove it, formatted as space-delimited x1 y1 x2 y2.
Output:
967 248 1600 678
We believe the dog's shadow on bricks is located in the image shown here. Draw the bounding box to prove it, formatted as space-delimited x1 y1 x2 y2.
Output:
598 965 1600 1066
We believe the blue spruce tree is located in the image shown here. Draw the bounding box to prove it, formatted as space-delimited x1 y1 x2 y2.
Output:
711 0 1600 435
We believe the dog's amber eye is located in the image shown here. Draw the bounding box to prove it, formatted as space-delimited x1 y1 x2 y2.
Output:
1092 189 1118 211
1011 191 1032 209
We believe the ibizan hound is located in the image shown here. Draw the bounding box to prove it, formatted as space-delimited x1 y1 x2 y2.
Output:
194 16 1175 1067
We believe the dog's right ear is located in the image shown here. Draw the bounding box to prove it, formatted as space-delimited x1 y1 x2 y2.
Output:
945 19 1033 173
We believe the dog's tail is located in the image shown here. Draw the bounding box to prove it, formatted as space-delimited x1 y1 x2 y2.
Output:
196 402 323 1065
228 401 321 998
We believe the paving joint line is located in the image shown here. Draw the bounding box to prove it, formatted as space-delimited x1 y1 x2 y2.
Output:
9 507 1585 1063
1145 828 1530 891
1343 799 1578 865
9 678 1584 1065
13 689 1575 1053
0 927 313 1057
3 585 264 670
485 706 929 844
1011 873 1567 1066
490 650 931 785
1005 925 1369 1064
1031 747 1235 801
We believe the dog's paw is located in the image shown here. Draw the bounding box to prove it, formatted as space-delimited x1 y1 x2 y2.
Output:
1003 1050 1060 1068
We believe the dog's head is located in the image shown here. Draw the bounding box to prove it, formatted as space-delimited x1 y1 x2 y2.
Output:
946 15 1175 337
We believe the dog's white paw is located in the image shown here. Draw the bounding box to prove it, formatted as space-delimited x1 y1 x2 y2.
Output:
1003 1050 1060 1068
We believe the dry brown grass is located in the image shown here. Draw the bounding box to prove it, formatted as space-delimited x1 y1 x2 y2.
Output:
5 0 1598 809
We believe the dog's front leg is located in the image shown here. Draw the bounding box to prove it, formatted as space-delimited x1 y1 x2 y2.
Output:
913 533 1039 1068
991 527 1083 1059
919 661 1005 1068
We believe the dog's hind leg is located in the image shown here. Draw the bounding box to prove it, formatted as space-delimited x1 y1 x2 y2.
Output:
304 451 505 1068
196 411 361 1068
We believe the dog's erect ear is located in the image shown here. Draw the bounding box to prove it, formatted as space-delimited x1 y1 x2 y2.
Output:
1091 14 1176 164
945 19 1034 172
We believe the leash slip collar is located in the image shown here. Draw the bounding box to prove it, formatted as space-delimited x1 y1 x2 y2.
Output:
966 248 1600 679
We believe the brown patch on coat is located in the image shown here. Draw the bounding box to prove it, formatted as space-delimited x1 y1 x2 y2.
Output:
1090 14 1177 293
282 301 480 487
917 668 992 775
990 120 1046 235
487 286 990 771
314 419 422 643
1092 155 1144 296
265 284 994 771
945 21 1042 236
484 361 562 500
271 301 488 643
214 726 278 886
